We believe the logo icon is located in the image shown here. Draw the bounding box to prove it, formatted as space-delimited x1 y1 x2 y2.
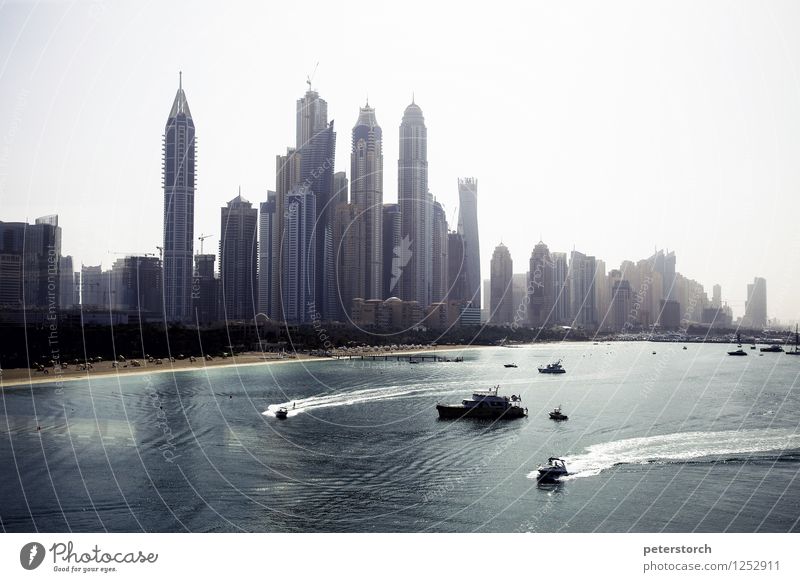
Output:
390 235 413 292
20 542 46 570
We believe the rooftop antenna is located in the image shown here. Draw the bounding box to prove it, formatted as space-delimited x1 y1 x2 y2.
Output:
179 70 182 90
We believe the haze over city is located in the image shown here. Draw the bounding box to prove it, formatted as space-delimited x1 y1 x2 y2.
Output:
1 0 799 320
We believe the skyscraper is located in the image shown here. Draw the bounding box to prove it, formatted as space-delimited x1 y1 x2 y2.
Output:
490 243 513 324
569 250 597 329
398 99 430 308
193 254 218 325
745 277 767 329
162 73 196 323
350 102 383 300
333 203 363 319
219 192 258 321
258 191 277 318
457 178 481 309
712 284 722 308
333 171 349 207
382 203 402 299
0 216 62 309
58 255 74 309
283 187 316 324
273 148 301 320
447 231 467 304
551 252 570 324
110 256 163 313
528 241 554 328
431 200 449 303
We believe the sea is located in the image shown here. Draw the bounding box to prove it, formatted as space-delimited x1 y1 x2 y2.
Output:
1 342 798 533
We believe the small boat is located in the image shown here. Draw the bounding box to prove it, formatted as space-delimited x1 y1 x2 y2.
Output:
538 359 566 374
727 349 747 356
436 386 527 420
548 406 568 421
683 346 687 350
750 345 757 350
503 363 518 368
786 326 800 356
536 457 569 482
652 351 657 355
760 344 784 353
275 407 288 419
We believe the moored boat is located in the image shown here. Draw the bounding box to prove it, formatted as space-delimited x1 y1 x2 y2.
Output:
436 386 527 420
503 363 518 368
727 349 747 356
760 344 784 353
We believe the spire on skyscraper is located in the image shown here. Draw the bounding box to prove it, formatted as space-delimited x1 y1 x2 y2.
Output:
169 71 192 118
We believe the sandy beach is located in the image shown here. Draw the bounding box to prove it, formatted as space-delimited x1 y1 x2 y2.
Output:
0 345 480 389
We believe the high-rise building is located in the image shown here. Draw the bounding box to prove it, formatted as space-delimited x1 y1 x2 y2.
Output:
431 200 449 303
382 203 402 299
611 279 632 331
744 277 767 329
58 255 74 309
272 148 301 320
528 241 554 328
110 256 163 313
447 231 467 304
193 254 218 325
333 203 364 319
398 99 430 308
0 216 62 309
490 243 513 324
283 188 316 324
0 253 22 306
219 192 258 321
333 171 348 207
296 86 328 151
551 252 570 324
351 102 383 301
457 178 481 309
712 284 722 308
162 73 196 323
80 265 111 309
258 191 277 318
569 250 597 329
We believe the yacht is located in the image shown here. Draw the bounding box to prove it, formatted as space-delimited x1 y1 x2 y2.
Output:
536 458 569 482
503 363 518 368
760 344 784 353
275 407 288 419
727 348 748 356
436 386 527 420
538 359 566 374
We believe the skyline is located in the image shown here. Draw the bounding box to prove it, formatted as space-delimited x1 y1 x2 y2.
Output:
1 1 800 319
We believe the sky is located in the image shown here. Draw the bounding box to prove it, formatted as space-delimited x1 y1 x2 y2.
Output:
1 0 799 321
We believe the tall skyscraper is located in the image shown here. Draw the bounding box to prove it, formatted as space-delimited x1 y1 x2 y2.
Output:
193 254 218 325
283 187 317 324
611 279 632 331
109 256 163 313
219 192 258 321
162 73 196 323
490 243 513 324
0 216 62 309
528 241 554 328
333 203 364 319
296 87 336 320
744 277 767 329
258 191 277 318
272 148 301 319
447 231 467 304
569 250 597 329
58 255 74 309
333 171 349 207
712 284 722 308
398 99 430 308
431 200 449 303
457 178 481 309
351 102 383 300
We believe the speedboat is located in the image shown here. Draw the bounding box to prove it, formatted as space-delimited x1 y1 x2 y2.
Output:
538 359 566 374
727 349 747 356
536 457 568 482
503 363 518 368
436 386 527 420
275 407 288 419
548 406 568 421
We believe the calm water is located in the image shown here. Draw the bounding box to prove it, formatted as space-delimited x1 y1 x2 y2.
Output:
1 342 799 532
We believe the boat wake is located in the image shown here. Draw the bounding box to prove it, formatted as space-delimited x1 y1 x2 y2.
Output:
528 428 800 481
262 383 453 418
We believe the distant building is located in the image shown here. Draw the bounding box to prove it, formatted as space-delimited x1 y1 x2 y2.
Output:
569 250 597 329
381 203 402 300
610 279 632 331
659 299 681 330
447 232 467 304
457 177 481 309
431 200 449 303
712 284 722 308
110 256 163 314
333 171 348 207
333 203 364 320
58 255 75 309
80 265 111 309
282 188 316 324
219 192 258 321
193 254 218 325
551 252 570 325
744 277 767 329
490 243 513 324
528 241 554 328
258 191 277 318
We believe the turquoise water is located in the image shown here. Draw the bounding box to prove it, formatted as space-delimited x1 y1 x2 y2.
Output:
1 342 798 532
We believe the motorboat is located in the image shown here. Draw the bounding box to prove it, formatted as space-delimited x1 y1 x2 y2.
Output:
536 457 569 482
548 406 568 421
503 363 518 368
436 386 527 420
760 344 784 353
538 359 566 374
727 349 747 356
275 407 288 419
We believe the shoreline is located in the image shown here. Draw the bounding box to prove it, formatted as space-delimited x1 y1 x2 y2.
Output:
0 345 482 390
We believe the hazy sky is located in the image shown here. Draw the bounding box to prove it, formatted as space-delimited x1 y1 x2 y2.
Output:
1 0 799 321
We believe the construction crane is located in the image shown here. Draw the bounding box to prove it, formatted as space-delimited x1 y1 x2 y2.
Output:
198 234 215 255
156 246 163 260
306 61 319 91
